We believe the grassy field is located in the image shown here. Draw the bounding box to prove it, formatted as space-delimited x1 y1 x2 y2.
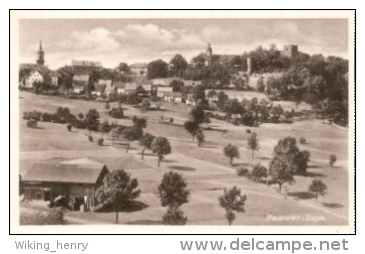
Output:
19 91 349 225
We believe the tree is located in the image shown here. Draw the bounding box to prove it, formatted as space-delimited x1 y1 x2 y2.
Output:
196 129 205 147
122 126 143 153
110 126 123 146
249 163 267 182
193 85 206 101
247 132 260 158
308 179 327 202
100 120 110 138
84 109 100 136
117 62 130 73
217 91 229 109
170 54 188 77
223 144 240 165
257 77 265 93
190 106 205 124
96 170 141 224
273 137 310 175
19 68 31 83
268 157 295 194
158 171 190 208
207 90 217 99
184 120 199 141
140 99 151 113
162 207 188 225
139 133 155 160
147 59 168 79
219 186 247 225
329 154 337 167
152 137 172 167
132 116 147 129
224 99 245 115
169 79 185 92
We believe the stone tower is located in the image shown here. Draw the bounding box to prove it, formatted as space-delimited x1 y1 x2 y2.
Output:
205 43 212 66
37 41 45 66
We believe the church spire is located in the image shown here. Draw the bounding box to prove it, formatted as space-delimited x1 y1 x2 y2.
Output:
37 40 45 66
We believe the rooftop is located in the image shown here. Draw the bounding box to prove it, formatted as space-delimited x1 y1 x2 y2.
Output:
72 60 103 68
23 158 107 184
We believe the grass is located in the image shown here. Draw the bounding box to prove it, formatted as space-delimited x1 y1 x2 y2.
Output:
18 91 349 225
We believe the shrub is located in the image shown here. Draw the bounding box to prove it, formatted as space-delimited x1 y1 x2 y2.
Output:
41 112 53 122
329 154 337 167
67 124 72 132
78 113 84 119
97 138 104 146
169 117 174 124
26 119 37 128
237 168 249 176
88 136 93 142
246 129 251 133
299 137 306 144
109 108 124 119
249 163 268 182
23 111 42 121
105 102 110 110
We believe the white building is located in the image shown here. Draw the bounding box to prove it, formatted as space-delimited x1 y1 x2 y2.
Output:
164 92 183 103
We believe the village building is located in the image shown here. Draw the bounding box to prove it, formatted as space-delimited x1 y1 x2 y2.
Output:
72 75 89 93
19 41 51 88
185 94 196 106
21 158 109 212
92 84 106 97
130 63 148 76
125 82 138 94
49 71 61 87
164 92 183 103
114 82 126 94
98 79 113 95
157 87 173 97
72 60 103 75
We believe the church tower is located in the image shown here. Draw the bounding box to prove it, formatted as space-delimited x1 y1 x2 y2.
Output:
37 41 45 66
205 43 213 66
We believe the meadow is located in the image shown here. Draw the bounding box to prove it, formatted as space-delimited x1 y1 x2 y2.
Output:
19 91 349 225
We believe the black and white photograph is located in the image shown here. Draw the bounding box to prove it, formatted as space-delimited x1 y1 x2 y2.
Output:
10 10 355 234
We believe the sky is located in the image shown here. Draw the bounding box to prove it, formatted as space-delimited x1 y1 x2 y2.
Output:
19 19 349 70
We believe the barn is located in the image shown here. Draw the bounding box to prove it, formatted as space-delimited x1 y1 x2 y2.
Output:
21 158 109 212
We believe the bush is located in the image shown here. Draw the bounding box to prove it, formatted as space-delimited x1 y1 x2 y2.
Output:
169 117 174 124
88 136 93 142
109 108 124 119
97 138 104 146
248 163 268 182
26 119 37 128
67 124 72 132
105 102 110 110
41 112 53 122
23 111 42 121
329 154 337 167
20 208 65 225
237 167 249 176
299 137 306 144
246 129 251 133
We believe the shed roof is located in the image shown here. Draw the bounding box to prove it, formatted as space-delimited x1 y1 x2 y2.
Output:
23 158 107 184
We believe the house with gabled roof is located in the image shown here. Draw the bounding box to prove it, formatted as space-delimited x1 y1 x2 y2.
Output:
92 84 106 97
72 75 89 93
157 87 173 97
98 79 113 95
21 158 109 212
114 82 126 94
